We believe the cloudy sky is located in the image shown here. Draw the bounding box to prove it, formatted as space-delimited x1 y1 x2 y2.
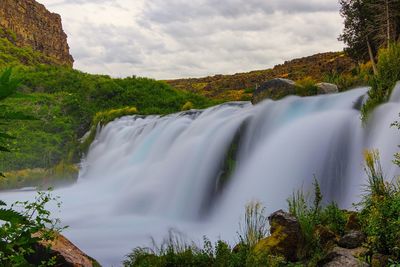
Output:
37 0 345 79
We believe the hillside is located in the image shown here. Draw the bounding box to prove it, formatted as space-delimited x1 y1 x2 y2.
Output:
166 52 357 101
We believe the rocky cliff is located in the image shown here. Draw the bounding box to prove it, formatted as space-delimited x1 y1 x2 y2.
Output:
0 0 73 66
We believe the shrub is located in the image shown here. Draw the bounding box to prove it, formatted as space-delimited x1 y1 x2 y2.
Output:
362 42 400 121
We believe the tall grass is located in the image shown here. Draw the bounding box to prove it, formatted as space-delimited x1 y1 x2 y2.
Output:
237 201 269 248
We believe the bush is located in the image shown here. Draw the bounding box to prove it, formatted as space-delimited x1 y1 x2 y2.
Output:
362 42 400 121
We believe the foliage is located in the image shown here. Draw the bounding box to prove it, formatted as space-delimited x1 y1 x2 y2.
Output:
0 191 64 266
361 42 400 120
339 0 400 62
358 150 400 259
0 38 58 68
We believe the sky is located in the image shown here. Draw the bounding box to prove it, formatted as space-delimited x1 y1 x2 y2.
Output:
37 0 345 80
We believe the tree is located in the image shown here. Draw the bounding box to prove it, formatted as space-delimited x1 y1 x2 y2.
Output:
339 0 400 74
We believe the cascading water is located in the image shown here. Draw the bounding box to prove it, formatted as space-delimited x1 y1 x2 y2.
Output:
2 84 400 266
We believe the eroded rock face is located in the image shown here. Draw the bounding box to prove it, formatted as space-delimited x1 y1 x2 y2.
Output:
0 0 74 66
251 78 297 104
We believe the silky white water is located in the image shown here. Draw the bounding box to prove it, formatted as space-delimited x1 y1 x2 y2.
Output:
2 84 400 266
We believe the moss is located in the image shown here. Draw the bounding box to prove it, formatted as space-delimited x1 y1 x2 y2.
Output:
181 101 194 111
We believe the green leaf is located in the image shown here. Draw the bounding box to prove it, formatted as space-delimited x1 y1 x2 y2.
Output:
0 200 6 206
0 208 27 223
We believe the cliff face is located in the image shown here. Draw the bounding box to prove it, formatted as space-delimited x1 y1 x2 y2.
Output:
0 0 73 66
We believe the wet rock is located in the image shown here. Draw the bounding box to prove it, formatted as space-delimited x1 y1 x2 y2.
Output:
251 78 296 104
254 210 301 261
338 230 366 249
322 247 369 267
316 82 339 94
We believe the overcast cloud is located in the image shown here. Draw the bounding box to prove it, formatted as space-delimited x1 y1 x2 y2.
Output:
37 0 344 79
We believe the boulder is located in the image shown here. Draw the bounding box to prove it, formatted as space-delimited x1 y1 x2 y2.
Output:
254 210 301 261
338 230 366 249
322 247 369 267
251 78 296 104
316 82 339 94
30 232 99 267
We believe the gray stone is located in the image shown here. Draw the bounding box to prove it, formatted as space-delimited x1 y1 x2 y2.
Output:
252 78 296 104
339 230 366 249
316 82 339 94
322 247 369 267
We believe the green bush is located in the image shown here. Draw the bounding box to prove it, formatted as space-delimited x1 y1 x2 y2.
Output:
362 42 400 121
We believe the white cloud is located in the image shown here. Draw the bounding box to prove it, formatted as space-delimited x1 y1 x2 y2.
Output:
37 0 344 79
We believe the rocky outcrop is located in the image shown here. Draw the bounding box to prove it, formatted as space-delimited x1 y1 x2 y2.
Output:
251 78 297 104
254 210 301 262
0 0 73 66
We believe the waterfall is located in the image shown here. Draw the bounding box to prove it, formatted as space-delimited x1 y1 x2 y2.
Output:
2 85 400 266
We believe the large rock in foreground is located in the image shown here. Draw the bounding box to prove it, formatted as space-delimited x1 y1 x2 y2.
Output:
254 210 301 262
251 78 297 104
30 232 99 267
